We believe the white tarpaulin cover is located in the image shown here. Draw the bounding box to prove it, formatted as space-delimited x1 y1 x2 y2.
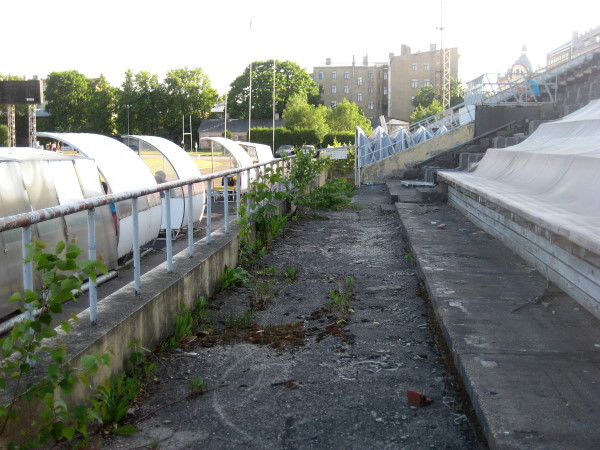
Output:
438 99 600 255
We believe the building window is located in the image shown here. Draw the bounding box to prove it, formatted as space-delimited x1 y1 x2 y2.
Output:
423 79 431 86
368 101 374 110
332 70 337 79
383 86 388 95
412 63 418 71
319 70 324 80
368 71 373 80
368 85 373 94
424 63 430 71
411 79 418 89
344 70 350 79
357 93 363 102
344 85 349 94
383 71 388 80
357 77 363 86
331 100 337 108
331 85 337 94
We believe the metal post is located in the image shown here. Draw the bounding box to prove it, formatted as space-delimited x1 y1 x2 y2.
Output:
236 173 241 221
87 209 97 325
187 184 194 257
224 176 230 233
21 226 33 319
206 179 212 244
132 198 141 295
246 168 252 213
165 190 173 273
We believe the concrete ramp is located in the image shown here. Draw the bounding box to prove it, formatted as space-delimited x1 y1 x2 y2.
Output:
439 99 600 318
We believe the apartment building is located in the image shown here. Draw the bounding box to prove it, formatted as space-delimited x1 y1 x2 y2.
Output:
312 45 459 123
312 56 388 122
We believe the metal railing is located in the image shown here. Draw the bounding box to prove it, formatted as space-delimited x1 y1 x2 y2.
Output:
0 159 287 327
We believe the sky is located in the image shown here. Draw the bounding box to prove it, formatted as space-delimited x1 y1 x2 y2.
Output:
4 0 599 95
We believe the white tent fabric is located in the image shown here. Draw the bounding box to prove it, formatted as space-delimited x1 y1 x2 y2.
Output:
438 99 600 255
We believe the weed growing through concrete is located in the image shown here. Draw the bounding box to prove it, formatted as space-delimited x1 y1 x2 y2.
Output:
187 377 206 396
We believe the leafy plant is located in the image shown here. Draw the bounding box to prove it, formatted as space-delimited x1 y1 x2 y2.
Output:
162 303 194 351
0 240 110 447
92 373 140 435
282 266 299 283
218 266 251 291
329 276 355 323
187 377 206 396
226 311 254 330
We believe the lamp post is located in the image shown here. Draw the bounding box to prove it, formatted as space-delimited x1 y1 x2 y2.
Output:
126 104 131 135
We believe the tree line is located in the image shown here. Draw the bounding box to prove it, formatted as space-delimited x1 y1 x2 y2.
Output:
1 61 379 147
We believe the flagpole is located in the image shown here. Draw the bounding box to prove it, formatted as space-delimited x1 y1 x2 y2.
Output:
272 60 276 152
248 61 252 142
248 19 253 142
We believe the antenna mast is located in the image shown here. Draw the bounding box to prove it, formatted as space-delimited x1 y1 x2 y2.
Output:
437 0 451 109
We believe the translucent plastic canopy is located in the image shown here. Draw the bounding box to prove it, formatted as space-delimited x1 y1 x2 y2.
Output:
123 135 205 182
201 137 256 189
238 142 275 164
36 132 158 193
122 135 205 227
36 132 161 258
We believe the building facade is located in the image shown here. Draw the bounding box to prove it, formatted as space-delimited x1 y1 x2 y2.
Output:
312 56 388 123
388 45 459 121
312 45 459 123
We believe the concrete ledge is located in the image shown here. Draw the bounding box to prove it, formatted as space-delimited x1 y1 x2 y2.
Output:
395 201 600 449
445 183 600 319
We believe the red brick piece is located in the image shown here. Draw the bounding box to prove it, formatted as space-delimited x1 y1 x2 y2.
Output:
406 389 434 406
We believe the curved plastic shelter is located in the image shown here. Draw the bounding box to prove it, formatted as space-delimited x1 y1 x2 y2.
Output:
122 135 205 231
237 142 275 164
36 132 162 258
0 147 118 318
200 137 256 190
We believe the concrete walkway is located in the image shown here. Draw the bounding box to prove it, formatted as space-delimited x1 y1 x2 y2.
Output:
390 182 600 449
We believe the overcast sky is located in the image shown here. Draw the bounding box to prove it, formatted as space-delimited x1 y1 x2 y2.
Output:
4 0 599 94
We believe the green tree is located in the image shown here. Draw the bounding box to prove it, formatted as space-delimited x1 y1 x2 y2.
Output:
410 98 443 122
87 75 118 135
282 94 330 142
412 78 464 110
162 67 218 135
44 71 91 131
412 85 436 108
327 99 372 134
450 77 465 106
118 70 163 135
0 124 8 146
227 60 320 119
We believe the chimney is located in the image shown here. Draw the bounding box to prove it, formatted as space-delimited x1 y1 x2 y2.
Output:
401 44 411 55
326 58 331 66
363 55 369 66
430 44 437 52
388 52 395 60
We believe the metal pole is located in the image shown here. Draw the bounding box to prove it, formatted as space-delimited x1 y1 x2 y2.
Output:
236 174 241 221
224 176 230 233
87 209 97 325
132 198 141 295
187 184 194 257
21 226 33 319
248 61 253 142
206 179 212 244
165 190 173 273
